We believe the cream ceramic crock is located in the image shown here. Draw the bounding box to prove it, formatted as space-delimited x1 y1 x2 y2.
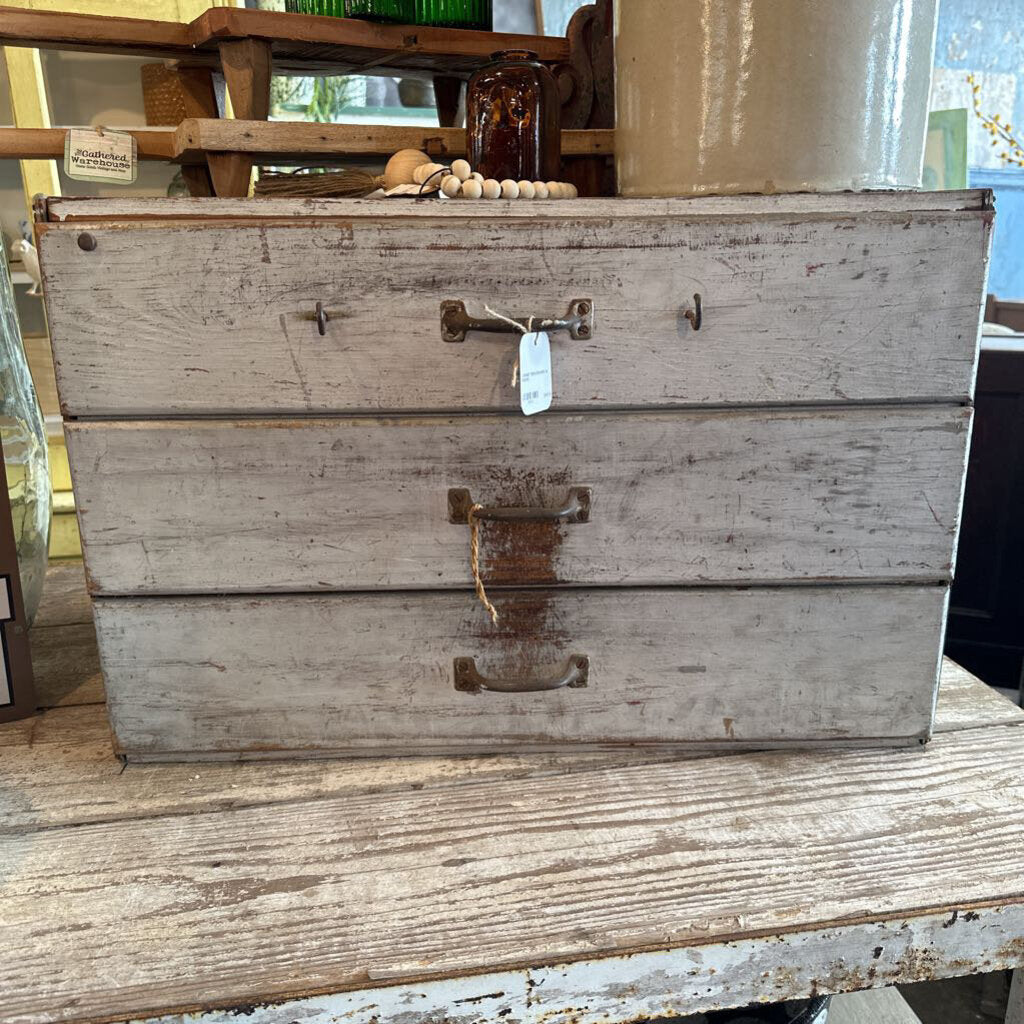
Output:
615 0 939 197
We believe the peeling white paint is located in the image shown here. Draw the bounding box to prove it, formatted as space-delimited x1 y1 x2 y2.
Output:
125 903 1024 1024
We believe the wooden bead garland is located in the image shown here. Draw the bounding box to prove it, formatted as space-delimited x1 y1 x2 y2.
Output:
383 149 579 200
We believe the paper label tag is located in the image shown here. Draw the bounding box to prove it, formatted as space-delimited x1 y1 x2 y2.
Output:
519 331 552 416
65 129 138 183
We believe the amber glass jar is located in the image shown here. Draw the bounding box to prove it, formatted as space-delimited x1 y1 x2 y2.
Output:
415 0 492 29
466 50 561 183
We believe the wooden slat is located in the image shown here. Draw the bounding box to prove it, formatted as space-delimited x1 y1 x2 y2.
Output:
193 7 568 77
0 5 567 78
0 6 195 59
30 622 104 708
3 722 1024 1024
3 648 1015 833
41 189 995 220
31 561 91 629
175 119 614 160
39 204 989 416
932 659 1024 732
66 408 969 594
0 126 177 161
91 586 950 756
0 123 611 166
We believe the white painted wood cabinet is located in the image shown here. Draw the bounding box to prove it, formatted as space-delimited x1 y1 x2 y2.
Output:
37 191 992 759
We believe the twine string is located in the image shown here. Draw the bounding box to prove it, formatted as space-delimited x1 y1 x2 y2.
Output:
483 306 534 387
468 503 499 626
464 307 539 624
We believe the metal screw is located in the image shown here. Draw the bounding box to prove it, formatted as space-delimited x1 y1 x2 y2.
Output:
578 324 590 336
577 301 591 315
77 233 97 252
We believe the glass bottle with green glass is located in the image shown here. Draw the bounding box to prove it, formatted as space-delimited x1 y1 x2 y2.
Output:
346 0 414 21
415 0 492 29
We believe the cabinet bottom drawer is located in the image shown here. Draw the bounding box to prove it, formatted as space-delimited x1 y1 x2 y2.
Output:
94 586 948 760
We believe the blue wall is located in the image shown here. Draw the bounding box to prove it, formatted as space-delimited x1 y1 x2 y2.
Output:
936 0 1024 298
970 168 1024 298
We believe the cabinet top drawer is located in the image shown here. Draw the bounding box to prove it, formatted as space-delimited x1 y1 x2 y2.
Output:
38 192 991 417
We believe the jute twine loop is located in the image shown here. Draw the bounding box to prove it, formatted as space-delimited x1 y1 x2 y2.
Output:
468 503 499 626
483 306 534 387
465 308 538 624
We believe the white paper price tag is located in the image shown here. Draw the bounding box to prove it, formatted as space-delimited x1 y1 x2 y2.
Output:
519 331 552 416
65 128 138 183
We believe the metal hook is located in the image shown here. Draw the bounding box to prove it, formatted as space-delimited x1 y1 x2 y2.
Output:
684 293 702 331
315 301 328 336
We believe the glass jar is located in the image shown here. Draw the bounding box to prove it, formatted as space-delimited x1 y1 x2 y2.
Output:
0 246 50 625
415 0 492 30
466 50 561 183
347 0 414 22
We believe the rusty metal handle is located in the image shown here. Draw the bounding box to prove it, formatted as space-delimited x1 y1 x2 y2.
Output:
454 655 590 694
441 298 594 343
448 487 591 524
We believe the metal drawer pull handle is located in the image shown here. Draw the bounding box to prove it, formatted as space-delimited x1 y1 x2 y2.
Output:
684 292 702 331
454 655 590 694
441 298 594 343
448 487 591 524
314 301 328 335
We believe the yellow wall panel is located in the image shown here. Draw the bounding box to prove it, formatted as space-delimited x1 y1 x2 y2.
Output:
6 0 238 20
3 46 59 211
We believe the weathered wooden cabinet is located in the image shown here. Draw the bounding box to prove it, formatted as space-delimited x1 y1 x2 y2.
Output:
37 190 991 759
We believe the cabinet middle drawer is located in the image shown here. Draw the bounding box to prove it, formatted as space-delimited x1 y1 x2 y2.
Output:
67 406 969 595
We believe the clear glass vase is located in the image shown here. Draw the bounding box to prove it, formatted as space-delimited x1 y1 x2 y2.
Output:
1 245 50 625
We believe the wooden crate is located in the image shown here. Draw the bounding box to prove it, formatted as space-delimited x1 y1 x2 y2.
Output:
36 190 992 759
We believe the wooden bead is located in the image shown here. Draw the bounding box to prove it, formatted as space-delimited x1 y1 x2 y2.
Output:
440 175 462 198
451 159 472 182
517 180 536 199
413 163 445 185
500 179 520 199
532 181 549 199
562 182 579 199
384 149 431 189
481 178 502 199
459 179 483 199
546 181 563 199
470 171 485 183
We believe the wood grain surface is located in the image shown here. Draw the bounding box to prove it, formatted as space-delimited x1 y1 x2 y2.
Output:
42 189 993 221
4 724 1024 1024
66 407 970 594
39 203 989 415
4 575 1022 1024
89 585 950 756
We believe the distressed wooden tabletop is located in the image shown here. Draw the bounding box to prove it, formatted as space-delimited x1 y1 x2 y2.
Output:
3 562 1024 1024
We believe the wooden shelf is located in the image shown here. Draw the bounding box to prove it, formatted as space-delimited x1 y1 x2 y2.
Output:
0 2 613 197
0 5 568 79
0 122 613 166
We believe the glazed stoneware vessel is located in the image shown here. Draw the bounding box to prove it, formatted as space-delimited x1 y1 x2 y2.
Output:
615 0 939 196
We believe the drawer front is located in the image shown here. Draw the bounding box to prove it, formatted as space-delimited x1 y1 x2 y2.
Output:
67 406 970 595
94 585 947 758
40 211 986 416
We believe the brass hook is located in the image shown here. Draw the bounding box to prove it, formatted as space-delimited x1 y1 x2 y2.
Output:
684 293 702 331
